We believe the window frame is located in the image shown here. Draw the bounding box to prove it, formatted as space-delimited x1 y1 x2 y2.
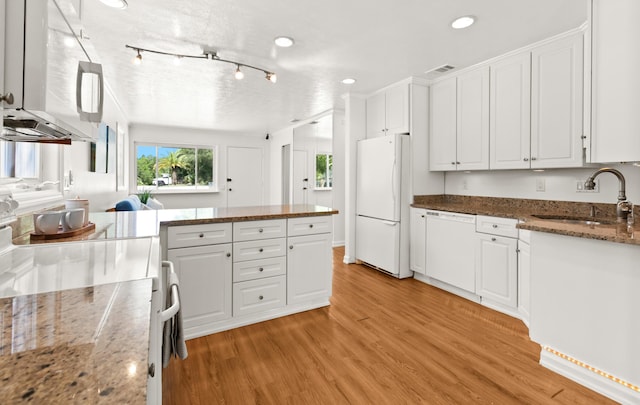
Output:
133 142 219 194
314 152 333 190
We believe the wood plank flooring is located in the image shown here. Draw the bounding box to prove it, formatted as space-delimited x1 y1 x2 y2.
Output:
163 247 615 404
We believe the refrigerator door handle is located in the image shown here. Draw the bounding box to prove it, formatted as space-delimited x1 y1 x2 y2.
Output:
391 157 397 206
381 220 397 226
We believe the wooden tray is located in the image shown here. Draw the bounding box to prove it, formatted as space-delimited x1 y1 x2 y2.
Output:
30 222 96 241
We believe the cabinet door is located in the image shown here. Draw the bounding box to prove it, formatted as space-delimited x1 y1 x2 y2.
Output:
385 84 410 135
429 77 457 171
456 66 490 171
287 233 332 305
409 207 426 275
517 239 531 324
591 0 640 163
366 92 386 138
475 234 517 308
531 33 584 168
490 53 531 169
167 243 233 334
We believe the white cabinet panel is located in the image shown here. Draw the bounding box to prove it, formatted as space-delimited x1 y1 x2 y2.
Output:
233 219 286 242
409 207 426 275
429 77 457 171
233 275 286 317
167 243 233 332
287 215 332 237
591 0 640 163
476 234 518 309
167 223 232 249
366 91 386 138
233 256 287 283
385 84 410 135
490 53 532 170
288 233 332 305
517 237 531 324
531 32 584 168
233 238 286 262
476 215 519 238
456 66 490 171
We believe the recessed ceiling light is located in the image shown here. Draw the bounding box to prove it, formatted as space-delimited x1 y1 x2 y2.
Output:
99 0 128 9
342 78 356 85
274 36 295 48
451 15 475 29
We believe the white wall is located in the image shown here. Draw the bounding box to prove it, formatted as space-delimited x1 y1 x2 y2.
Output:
63 83 128 211
268 126 293 205
444 163 640 204
129 124 269 209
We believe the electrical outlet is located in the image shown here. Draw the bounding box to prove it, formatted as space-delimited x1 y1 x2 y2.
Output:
462 179 468 190
536 178 545 192
576 179 599 193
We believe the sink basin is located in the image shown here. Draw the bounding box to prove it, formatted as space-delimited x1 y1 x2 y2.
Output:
531 214 616 226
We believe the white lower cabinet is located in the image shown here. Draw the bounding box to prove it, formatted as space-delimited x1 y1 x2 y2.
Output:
167 243 233 335
475 216 519 316
165 215 333 339
287 217 333 305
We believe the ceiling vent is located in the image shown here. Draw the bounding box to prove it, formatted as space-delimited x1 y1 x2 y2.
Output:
425 64 456 78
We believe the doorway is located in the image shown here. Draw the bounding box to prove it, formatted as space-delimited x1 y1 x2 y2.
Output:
227 146 263 207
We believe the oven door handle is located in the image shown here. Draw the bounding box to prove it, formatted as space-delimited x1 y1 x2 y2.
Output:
160 260 180 323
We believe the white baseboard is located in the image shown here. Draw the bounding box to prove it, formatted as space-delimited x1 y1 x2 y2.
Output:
332 240 345 247
413 273 481 303
343 255 356 264
540 347 640 404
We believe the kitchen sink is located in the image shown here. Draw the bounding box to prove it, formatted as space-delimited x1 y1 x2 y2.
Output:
530 214 617 226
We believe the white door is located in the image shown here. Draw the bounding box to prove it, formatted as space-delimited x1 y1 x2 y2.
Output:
456 66 490 171
227 147 263 207
429 77 457 171
356 134 401 221
292 149 308 205
490 52 532 169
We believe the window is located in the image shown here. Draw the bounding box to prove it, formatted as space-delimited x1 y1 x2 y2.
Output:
0 141 39 179
135 144 217 192
315 153 332 189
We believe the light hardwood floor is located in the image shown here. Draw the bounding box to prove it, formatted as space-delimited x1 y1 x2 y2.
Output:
163 246 615 404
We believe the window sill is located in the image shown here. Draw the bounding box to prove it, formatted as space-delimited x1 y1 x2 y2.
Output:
136 187 220 195
314 187 333 191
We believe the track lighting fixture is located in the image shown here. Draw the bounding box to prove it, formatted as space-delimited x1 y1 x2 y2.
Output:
125 45 277 83
133 49 142 65
234 65 244 80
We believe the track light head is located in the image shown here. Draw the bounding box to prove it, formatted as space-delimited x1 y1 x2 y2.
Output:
234 65 244 80
133 49 142 65
266 72 277 83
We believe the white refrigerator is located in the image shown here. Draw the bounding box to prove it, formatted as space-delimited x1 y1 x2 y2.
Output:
356 133 412 278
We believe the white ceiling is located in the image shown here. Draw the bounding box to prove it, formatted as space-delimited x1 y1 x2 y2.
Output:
77 0 588 136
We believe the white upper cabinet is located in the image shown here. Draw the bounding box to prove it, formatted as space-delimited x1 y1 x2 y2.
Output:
456 67 490 171
530 32 584 168
366 84 409 138
429 67 489 171
490 53 532 170
590 0 640 163
429 77 457 171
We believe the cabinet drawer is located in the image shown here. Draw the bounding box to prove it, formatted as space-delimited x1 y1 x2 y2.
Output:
233 219 286 242
233 275 286 317
233 238 286 262
167 222 232 249
233 256 287 283
476 215 518 238
287 215 332 237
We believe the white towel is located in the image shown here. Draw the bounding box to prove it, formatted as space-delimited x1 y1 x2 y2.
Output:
162 272 188 367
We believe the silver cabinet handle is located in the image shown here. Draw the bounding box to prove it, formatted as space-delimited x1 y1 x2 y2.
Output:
491 237 497 242
492 224 498 228
259 248 264 253
199 233 204 238
289 245 294 249
148 363 155 378
226 252 231 257
258 228 264 233
0 93 14 105
523 158 529 162
456 161 461 165
259 295 264 300
531 157 537 161
259 267 264 272
451 162 456 165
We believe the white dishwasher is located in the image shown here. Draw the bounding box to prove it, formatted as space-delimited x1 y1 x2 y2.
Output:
425 210 476 293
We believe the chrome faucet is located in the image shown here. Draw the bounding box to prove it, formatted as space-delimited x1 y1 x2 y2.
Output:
584 168 632 222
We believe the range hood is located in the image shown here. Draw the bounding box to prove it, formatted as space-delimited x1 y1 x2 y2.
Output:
1 0 104 144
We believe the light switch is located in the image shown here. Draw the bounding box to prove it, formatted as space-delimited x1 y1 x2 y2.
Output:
536 178 545 192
